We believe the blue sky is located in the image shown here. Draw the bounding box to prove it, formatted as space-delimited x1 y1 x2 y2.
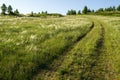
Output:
0 0 120 14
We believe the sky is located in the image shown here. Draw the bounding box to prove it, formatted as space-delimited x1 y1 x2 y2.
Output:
0 0 120 14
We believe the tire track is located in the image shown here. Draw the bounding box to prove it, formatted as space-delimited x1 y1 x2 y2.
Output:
80 23 116 80
56 22 104 80
79 24 105 80
32 22 94 80
90 24 116 80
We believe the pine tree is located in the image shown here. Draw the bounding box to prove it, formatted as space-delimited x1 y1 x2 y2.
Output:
14 9 19 16
66 10 70 15
88 9 91 13
45 11 47 14
8 5 13 15
78 10 81 15
82 6 88 14
113 6 116 11
97 8 104 12
1 3 7 15
92 10 94 13
66 9 76 15
30 11 34 16
117 5 120 11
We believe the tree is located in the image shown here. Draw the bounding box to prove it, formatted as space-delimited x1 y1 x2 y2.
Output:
113 6 116 11
105 6 115 11
8 5 13 15
66 10 70 15
97 8 104 12
41 11 48 14
41 11 44 14
78 10 81 15
30 11 34 16
45 11 47 14
14 9 19 16
66 9 76 15
117 5 120 11
1 3 7 15
82 6 88 14
71 9 76 15
38 12 40 14
92 10 94 13
87 9 91 13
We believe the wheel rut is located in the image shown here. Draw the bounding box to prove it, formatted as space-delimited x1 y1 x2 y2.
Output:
80 24 105 80
32 22 94 80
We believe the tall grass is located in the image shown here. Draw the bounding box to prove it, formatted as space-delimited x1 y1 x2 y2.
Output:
0 16 91 80
99 16 120 79
47 18 103 80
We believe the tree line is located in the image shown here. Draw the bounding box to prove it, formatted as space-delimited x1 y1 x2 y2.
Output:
28 11 63 17
1 3 19 16
67 5 120 15
0 3 62 17
1 3 120 16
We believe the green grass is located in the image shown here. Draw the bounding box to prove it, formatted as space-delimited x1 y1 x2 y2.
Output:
54 18 103 80
0 15 120 80
0 16 91 80
97 16 120 79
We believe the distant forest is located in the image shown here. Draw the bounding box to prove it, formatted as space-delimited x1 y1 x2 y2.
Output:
1 3 120 17
67 5 120 15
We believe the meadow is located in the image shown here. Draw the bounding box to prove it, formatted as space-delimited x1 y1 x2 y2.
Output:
0 15 120 80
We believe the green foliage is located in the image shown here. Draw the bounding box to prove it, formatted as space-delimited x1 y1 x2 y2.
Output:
88 9 91 13
96 8 104 12
105 6 116 11
28 11 63 17
14 9 19 16
82 6 88 14
113 6 116 11
67 9 76 15
82 6 92 14
30 11 34 17
92 10 94 13
0 3 20 16
8 5 13 15
96 6 116 12
1 3 7 15
41 11 47 14
48 13 63 17
117 5 120 11
81 5 120 16
78 10 81 15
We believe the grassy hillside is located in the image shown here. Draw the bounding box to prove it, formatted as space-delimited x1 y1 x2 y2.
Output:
0 15 120 80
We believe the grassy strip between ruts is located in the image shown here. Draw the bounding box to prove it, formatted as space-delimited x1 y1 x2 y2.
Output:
33 17 103 80
54 20 104 80
32 23 94 80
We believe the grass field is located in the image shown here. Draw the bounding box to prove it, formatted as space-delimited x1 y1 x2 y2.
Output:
0 15 120 80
